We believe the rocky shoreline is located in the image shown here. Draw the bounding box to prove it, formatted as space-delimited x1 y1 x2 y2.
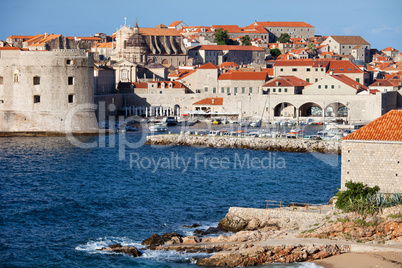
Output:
145 134 341 154
99 205 402 266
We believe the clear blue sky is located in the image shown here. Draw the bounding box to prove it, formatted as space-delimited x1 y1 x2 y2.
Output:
1 0 401 51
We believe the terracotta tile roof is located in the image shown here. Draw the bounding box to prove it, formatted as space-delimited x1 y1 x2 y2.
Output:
193 97 223 106
94 42 115 48
0 47 22 50
138 28 181 36
342 110 402 141
219 71 267 81
369 79 400 87
125 81 186 89
169 21 183 27
329 36 369 45
382 47 399 52
383 62 402 71
332 74 367 91
29 34 61 47
192 45 265 52
327 60 363 73
261 68 274 76
180 26 214 33
7 35 33 40
198 62 219 69
253 21 314 28
218 62 239 68
262 75 310 87
213 25 268 34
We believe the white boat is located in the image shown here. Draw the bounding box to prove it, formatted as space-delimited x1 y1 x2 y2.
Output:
239 119 250 127
161 116 178 126
149 123 168 132
250 120 262 127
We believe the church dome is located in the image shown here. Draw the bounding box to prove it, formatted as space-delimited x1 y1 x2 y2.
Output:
126 32 146 47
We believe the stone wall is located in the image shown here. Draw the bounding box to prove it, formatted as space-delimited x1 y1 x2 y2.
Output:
341 140 402 193
146 134 341 154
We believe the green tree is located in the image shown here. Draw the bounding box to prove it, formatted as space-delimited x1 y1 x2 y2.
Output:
270 48 281 58
241 35 251 46
307 43 317 58
277 33 291 43
214 28 229 45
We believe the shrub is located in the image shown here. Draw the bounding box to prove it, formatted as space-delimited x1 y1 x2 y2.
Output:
335 181 379 214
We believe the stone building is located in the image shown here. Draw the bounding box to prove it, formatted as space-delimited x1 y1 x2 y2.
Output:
250 21 315 42
341 110 402 193
188 45 266 65
0 48 98 134
321 36 371 63
303 75 367 95
112 20 188 68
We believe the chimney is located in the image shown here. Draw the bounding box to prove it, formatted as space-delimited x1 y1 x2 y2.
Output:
212 99 215 104
44 32 48 38
276 81 279 86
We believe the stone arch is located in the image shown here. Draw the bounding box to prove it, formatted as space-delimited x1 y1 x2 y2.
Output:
174 104 180 116
299 102 323 117
273 102 296 117
324 102 347 117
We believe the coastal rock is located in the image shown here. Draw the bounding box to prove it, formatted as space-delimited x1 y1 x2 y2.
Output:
183 223 200 228
182 236 200 244
218 214 248 232
195 244 343 267
141 233 183 249
194 227 225 236
98 244 142 257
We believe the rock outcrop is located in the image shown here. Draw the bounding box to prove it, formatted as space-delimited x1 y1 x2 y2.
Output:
195 244 345 267
141 232 183 249
98 244 142 257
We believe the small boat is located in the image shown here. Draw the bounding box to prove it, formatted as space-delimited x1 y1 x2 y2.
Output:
162 116 178 126
149 123 168 132
250 120 262 127
239 119 250 127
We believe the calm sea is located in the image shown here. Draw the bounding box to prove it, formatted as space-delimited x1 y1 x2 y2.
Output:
0 130 340 267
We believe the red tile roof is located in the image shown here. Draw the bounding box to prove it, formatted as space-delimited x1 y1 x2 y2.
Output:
262 76 310 87
7 35 33 40
169 21 183 27
253 21 314 28
329 36 369 45
138 28 181 36
0 47 22 50
66 36 101 41
332 74 367 91
369 79 400 87
219 71 267 81
219 62 240 68
342 110 402 141
192 45 265 51
327 60 363 73
193 98 223 106
383 63 402 71
382 47 399 52
274 59 330 68
198 62 219 69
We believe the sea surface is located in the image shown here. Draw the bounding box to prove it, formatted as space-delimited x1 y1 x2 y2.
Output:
0 128 341 267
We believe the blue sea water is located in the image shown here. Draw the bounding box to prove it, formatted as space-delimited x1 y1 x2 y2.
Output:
0 131 340 267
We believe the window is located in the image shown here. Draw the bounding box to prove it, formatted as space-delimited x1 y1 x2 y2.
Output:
315 78 318 82
315 68 318 71
122 71 127 79
160 91 163 94
249 87 252 93
0 76 3 85
356 78 360 83
284 88 288 92
241 87 245 93
68 94 74 103
292 68 297 72
342 46 345 49
227 87 230 93
33 76 40 85
221 87 224 93
204 87 208 92
321 68 324 71
306 68 310 72
68 77 74 85
234 87 238 94
213 87 216 93
339 68 343 71
66 60 72 65
318 85 321 89
325 85 328 89
278 88 281 93
331 85 334 89
347 68 351 71
267 88 270 93
306 78 310 83
34 95 40 103
273 88 276 92
280 68 283 72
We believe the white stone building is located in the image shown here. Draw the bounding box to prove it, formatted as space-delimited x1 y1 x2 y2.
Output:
341 110 402 193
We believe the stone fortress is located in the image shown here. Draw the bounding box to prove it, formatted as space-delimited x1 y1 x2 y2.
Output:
0 49 98 134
